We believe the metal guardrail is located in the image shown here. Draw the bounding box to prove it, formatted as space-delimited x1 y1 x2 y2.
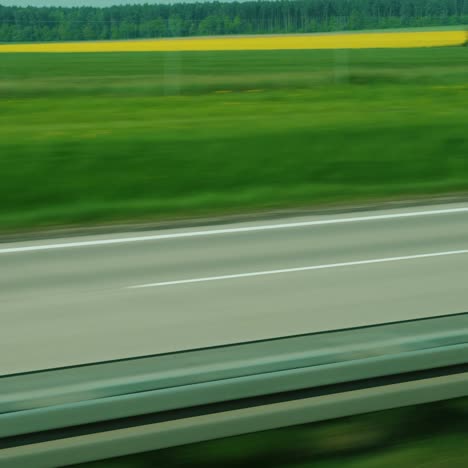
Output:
1 312 468 467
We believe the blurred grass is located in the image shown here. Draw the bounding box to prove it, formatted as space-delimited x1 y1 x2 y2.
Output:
1 48 468 232
74 396 468 467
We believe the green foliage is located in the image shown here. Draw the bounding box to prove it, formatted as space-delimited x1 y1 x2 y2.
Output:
0 0 468 42
72 397 468 467
1 48 468 232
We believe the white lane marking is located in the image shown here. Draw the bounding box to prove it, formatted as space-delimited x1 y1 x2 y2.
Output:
128 249 468 289
1 206 467 255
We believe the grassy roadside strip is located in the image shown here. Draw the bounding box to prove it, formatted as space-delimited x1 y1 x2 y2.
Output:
74 396 468 468
1 48 468 233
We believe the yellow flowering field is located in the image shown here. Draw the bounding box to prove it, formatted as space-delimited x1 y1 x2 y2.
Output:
0 30 465 53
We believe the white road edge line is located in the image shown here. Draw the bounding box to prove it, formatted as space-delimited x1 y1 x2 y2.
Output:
127 249 468 289
1 206 468 255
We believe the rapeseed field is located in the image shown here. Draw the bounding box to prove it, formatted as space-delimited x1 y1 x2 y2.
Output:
0 30 465 53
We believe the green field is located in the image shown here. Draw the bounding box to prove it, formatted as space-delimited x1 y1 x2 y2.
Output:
75 396 468 468
1 47 468 232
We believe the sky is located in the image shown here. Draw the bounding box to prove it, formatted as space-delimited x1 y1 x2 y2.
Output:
0 0 247 5
0 1 190 6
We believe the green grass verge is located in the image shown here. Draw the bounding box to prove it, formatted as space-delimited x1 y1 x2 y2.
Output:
73 396 468 467
1 47 468 232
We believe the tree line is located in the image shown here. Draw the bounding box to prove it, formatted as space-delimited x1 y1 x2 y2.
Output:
1 0 467 42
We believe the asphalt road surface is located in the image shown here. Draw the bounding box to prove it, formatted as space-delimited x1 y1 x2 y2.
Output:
1 202 468 375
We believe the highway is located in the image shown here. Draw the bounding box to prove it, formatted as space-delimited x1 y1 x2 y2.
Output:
1 201 468 376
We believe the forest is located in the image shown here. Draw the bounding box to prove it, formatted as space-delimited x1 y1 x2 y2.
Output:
1 0 468 42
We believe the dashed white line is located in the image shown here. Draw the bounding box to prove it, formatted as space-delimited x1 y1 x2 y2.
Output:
1 206 467 255
127 249 468 289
